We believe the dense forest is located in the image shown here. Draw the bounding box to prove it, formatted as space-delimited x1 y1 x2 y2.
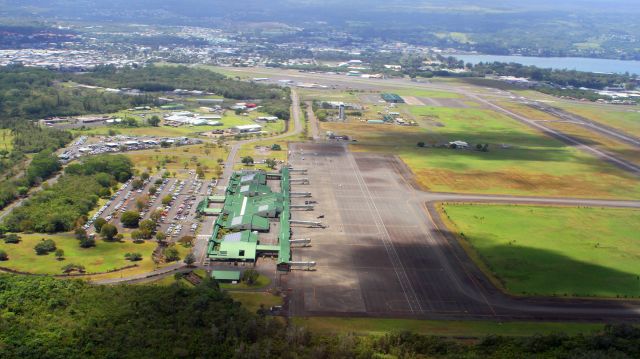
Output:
71 65 288 100
467 62 633 90
0 66 155 124
3 155 133 233
68 65 292 120
0 124 73 210
0 274 638 358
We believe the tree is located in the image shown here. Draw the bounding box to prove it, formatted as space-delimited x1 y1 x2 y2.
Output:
271 143 282 151
150 209 163 223
156 231 167 243
162 195 173 206
179 235 194 247
61 263 85 274
148 115 161 127
94 218 107 232
241 269 259 285
131 179 144 190
417 141 425 148
74 227 88 241
55 249 65 261
100 224 118 241
131 230 144 241
164 247 180 262
80 237 96 248
135 196 148 211
265 158 277 170
124 252 143 261
0 250 8 261
4 233 21 244
184 253 196 267
139 219 156 239
141 172 150 181
149 186 158 195
241 156 254 165
121 210 141 228
34 239 56 255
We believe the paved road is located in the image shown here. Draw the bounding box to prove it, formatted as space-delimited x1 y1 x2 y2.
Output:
218 88 304 188
0 170 64 222
306 100 320 140
420 192 640 209
527 102 640 148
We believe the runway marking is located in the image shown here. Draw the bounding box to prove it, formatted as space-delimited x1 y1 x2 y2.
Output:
421 201 497 316
345 146 425 314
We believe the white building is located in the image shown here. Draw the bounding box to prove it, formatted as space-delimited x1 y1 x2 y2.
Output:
232 124 262 133
449 141 469 149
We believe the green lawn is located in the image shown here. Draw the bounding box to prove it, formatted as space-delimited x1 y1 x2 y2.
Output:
125 144 227 178
442 204 640 298
292 317 604 337
228 292 283 313
341 105 640 199
553 102 640 138
0 233 157 275
220 274 271 289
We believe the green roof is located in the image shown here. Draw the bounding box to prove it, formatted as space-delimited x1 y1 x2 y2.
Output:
211 270 241 281
381 93 404 103
207 169 292 267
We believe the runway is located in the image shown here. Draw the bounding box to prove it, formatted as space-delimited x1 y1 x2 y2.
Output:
285 142 640 321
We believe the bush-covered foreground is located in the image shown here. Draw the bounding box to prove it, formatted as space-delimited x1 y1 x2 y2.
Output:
0 275 639 359
4 154 133 233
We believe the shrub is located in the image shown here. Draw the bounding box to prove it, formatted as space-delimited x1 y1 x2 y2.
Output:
164 247 180 262
34 239 57 255
94 218 107 232
241 269 259 285
121 210 140 228
79 237 96 248
124 252 143 261
61 263 85 274
4 233 21 244
0 250 8 261
100 224 118 241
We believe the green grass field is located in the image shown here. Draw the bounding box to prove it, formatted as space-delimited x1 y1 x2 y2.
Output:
0 233 157 275
339 105 640 198
227 292 283 313
292 317 604 337
220 274 271 289
442 204 640 298
125 144 227 178
71 113 284 138
553 103 640 138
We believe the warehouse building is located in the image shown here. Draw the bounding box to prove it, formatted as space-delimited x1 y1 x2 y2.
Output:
231 124 262 133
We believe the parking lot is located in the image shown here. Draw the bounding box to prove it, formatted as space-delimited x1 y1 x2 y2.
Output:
86 173 216 243
59 135 202 163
